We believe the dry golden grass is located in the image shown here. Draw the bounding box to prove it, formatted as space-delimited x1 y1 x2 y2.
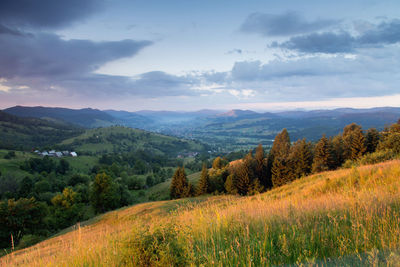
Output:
3 160 400 266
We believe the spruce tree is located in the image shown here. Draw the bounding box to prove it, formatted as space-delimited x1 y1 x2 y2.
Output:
289 139 313 180
270 128 291 158
224 174 237 194
330 135 345 169
271 157 290 187
312 135 332 173
255 144 270 188
271 129 291 187
365 128 380 153
350 129 366 160
170 167 192 199
196 164 210 196
342 123 363 160
235 161 251 195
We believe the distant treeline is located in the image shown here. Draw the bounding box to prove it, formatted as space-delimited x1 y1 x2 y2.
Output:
170 121 400 198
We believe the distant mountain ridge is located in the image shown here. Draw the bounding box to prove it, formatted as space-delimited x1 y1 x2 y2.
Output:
3 106 400 151
4 106 117 128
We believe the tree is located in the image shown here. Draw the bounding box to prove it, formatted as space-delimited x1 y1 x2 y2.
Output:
254 144 271 188
270 129 291 187
212 157 223 169
270 129 291 159
330 135 345 169
51 188 83 229
288 139 313 180
235 161 251 195
271 158 290 187
56 159 70 175
90 173 120 213
170 167 193 199
196 164 210 196
0 198 47 248
312 135 332 173
224 174 237 194
350 128 366 160
18 177 34 198
365 128 380 153
342 123 365 161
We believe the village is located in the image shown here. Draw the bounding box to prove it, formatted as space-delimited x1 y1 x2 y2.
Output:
34 150 78 158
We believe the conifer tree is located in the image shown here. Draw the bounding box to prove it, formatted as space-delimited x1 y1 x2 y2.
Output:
212 157 222 169
270 128 291 158
196 164 210 196
235 161 251 195
342 123 363 160
365 128 380 153
170 167 192 199
271 157 290 187
350 129 366 160
255 144 271 188
288 139 313 180
330 135 345 169
224 174 237 194
271 129 291 187
312 135 332 173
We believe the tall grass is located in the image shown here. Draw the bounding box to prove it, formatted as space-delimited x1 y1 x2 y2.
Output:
2 160 400 266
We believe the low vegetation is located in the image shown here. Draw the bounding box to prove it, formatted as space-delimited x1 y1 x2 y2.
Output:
2 159 400 266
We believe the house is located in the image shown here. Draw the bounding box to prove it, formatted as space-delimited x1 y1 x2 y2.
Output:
41 151 49 156
70 152 78 157
62 151 70 156
55 152 63 157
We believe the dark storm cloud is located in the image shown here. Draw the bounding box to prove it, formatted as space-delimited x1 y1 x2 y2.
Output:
0 0 102 29
0 32 152 79
240 11 337 37
274 19 400 54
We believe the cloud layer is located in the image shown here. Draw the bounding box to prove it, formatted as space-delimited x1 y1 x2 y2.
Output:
0 0 101 29
240 11 337 36
273 19 400 53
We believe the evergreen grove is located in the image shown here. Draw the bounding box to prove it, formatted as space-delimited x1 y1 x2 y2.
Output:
170 121 400 198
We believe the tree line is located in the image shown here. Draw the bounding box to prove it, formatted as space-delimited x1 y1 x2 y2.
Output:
170 121 400 198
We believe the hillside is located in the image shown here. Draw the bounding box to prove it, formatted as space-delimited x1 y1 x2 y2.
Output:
60 126 208 156
4 106 400 152
3 106 118 128
0 111 83 150
3 160 400 266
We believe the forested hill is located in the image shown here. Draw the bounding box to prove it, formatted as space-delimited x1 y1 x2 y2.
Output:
0 111 83 150
3 106 117 128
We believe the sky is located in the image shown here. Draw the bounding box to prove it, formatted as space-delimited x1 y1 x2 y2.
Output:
0 0 400 111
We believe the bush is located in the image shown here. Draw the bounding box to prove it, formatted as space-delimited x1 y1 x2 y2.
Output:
343 150 397 168
16 234 45 250
121 224 188 266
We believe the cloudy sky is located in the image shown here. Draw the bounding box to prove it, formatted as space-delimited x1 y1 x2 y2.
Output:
0 0 400 111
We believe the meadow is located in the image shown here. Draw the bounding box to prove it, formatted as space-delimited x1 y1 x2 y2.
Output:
2 159 400 266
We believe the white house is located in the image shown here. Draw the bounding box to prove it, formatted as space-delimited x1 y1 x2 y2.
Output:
70 152 78 157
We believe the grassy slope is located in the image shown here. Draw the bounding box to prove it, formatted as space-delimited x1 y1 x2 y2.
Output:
3 160 400 266
61 126 205 155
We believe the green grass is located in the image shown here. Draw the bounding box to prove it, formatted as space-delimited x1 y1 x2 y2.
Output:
61 126 206 156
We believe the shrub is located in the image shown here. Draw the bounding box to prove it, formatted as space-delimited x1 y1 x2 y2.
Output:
121 224 188 266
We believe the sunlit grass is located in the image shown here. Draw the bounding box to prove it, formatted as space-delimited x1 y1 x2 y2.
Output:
3 160 400 266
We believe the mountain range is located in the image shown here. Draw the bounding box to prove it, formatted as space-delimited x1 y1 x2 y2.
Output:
3 105 400 151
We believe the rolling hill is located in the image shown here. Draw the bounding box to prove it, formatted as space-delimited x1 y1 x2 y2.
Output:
4 105 400 152
3 159 400 266
60 126 208 157
0 111 83 150
3 106 118 128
